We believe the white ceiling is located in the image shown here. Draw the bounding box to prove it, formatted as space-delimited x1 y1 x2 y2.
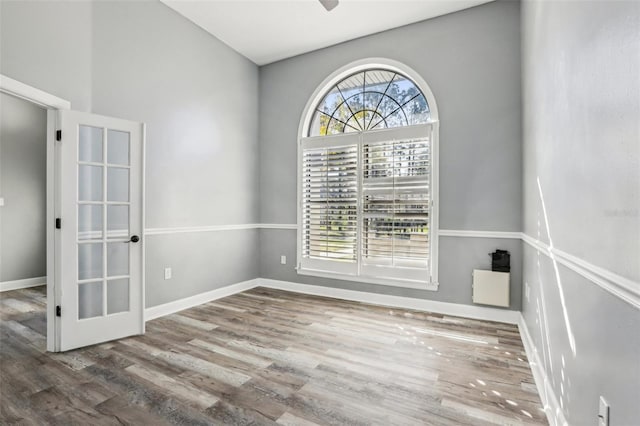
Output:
160 0 495 65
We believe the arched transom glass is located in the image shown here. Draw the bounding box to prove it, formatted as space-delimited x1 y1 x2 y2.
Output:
309 69 430 137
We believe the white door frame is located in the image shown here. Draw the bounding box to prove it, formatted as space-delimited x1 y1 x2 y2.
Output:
1 75 69 351
1 74 147 352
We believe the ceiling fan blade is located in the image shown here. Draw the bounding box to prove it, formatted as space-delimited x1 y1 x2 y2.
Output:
319 0 339 12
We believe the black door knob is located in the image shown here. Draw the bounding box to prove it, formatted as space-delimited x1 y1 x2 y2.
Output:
130 235 140 243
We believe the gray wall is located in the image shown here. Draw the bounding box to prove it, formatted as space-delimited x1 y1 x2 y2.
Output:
258 0 523 308
521 0 640 424
0 0 260 307
0 1 93 111
0 93 47 282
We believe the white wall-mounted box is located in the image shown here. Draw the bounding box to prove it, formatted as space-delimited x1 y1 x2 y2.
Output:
472 269 510 307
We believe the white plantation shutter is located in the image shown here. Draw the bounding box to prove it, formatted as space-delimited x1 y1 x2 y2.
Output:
301 134 359 275
299 124 435 285
361 134 431 282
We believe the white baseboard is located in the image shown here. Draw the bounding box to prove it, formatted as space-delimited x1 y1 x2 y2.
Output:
144 277 519 325
144 278 260 321
0 276 47 292
259 278 520 324
518 314 568 426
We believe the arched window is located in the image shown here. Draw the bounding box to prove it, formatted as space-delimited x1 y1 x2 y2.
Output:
308 69 430 136
298 61 439 290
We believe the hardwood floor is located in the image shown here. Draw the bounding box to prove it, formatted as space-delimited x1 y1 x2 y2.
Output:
0 285 547 425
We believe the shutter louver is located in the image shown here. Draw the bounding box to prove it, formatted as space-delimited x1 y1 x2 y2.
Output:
302 145 358 263
362 138 430 270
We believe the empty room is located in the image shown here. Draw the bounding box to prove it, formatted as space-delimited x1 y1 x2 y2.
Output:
0 0 638 424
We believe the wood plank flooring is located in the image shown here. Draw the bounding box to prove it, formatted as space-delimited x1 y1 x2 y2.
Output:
0 285 547 425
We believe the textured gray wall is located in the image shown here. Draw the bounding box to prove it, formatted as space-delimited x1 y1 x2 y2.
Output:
0 93 47 282
0 0 259 306
521 0 640 424
258 0 523 308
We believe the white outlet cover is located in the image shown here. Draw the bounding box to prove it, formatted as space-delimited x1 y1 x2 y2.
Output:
598 396 609 426
280 255 287 265
164 267 172 280
0 197 4 207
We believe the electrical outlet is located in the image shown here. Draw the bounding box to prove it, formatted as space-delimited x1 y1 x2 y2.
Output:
598 396 609 426
525 281 530 301
280 255 287 265
0 197 4 207
164 267 172 280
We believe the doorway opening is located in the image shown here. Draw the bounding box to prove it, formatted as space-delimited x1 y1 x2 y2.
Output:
0 75 71 351
0 90 48 352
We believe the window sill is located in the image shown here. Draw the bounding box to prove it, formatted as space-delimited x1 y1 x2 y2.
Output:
296 267 439 291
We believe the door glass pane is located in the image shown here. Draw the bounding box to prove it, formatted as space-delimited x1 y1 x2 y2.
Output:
78 204 103 240
79 126 103 163
79 165 103 202
107 167 129 202
78 243 103 280
107 130 130 166
107 205 128 239
79 281 103 319
107 278 129 314
107 242 129 277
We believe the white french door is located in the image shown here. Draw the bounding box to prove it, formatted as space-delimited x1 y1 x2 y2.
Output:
56 110 144 351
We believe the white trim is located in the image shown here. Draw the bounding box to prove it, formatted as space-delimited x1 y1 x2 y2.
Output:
430 123 440 284
521 233 640 309
140 124 147 334
258 223 297 230
518 314 568 426
145 279 259 321
47 109 59 352
439 229 522 239
145 224 259 235
0 74 70 110
296 268 439 291
145 224 297 234
521 233 549 254
0 277 47 292
260 278 519 324
143 225 524 237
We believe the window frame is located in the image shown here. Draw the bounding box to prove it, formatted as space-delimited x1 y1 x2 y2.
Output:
296 59 439 290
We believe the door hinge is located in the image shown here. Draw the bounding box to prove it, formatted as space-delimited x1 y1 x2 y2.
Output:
55 218 62 229
56 305 61 317
56 130 62 141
